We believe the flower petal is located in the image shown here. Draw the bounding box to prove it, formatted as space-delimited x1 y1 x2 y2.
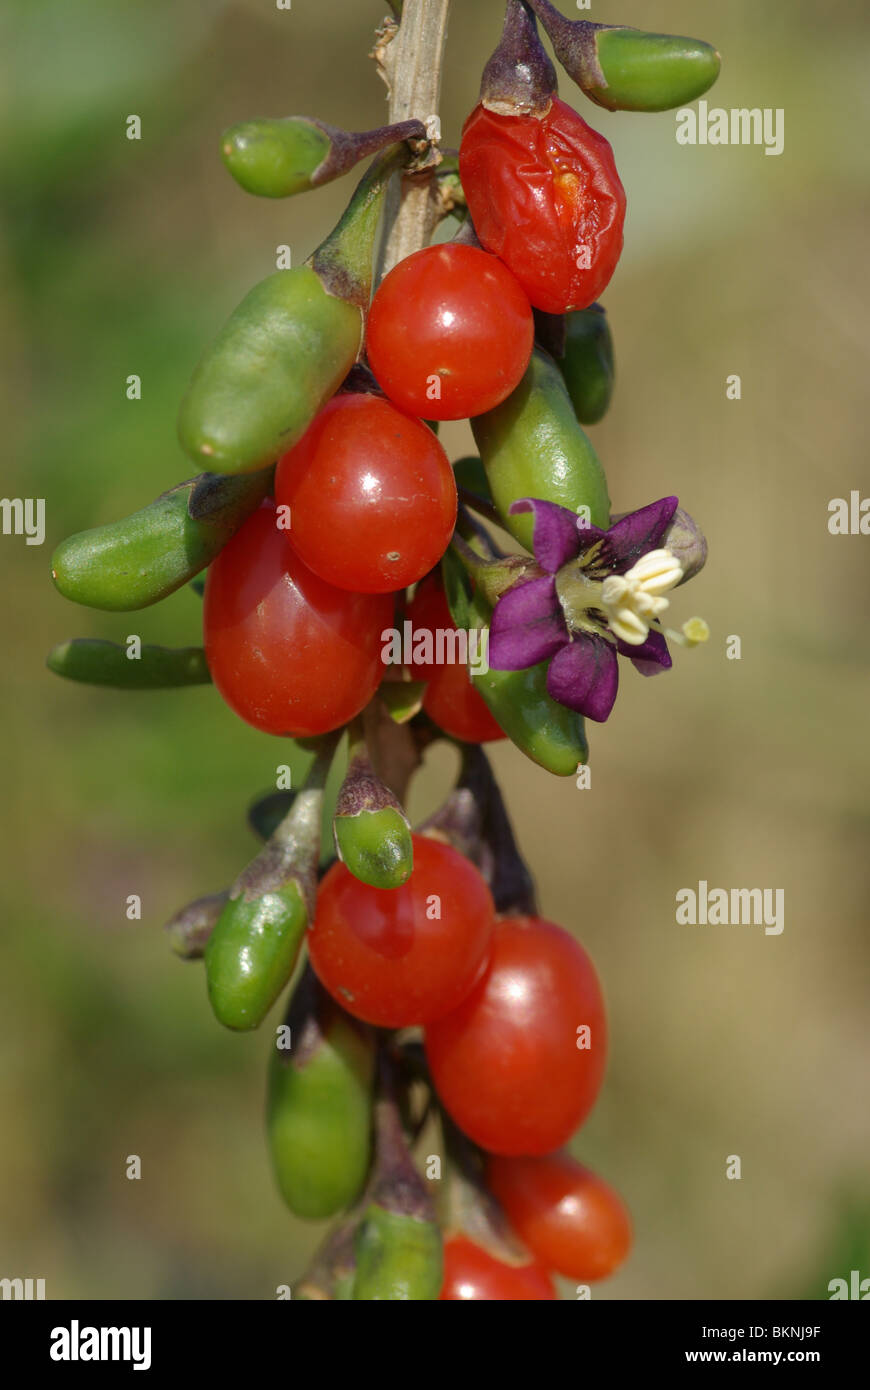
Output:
489 575 567 671
617 627 673 677
509 498 588 573
598 497 680 574
545 634 619 722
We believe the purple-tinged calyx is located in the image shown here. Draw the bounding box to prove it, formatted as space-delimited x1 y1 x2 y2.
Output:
488 496 708 722
479 0 557 118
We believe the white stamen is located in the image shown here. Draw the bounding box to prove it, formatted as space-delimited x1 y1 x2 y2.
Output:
601 548 683 645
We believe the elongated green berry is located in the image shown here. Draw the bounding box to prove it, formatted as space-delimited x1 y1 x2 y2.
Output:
47 639 211 688
178 146 409 476
333 736 413 889
205 885 308 1031
267 968 374 1219
591 27 721 113
558 304 615 425
472 348 610 551
205 744 334 1030
50 469 272 612
223 118 331 197
222 117 426 198
525 3 721 113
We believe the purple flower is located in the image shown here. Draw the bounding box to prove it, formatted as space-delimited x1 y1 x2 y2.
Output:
488 496 684 722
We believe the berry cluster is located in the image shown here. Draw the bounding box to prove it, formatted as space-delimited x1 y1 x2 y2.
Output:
48 1 720 1299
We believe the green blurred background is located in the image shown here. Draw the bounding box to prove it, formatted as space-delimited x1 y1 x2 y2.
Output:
2 0 868 1299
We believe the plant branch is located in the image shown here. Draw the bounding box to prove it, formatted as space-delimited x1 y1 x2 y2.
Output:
375 0 451 279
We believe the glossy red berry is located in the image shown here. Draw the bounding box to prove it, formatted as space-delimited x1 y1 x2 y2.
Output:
460 98 626 314
308 833 494 1027
439 1234 557 1300
365 243 534 420
203 499 391 737
425 916 607 1155
488 1153 632 1282
274 393 457 594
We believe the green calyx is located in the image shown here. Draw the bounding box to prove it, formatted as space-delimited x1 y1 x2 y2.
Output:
47 639 211 689
472 347 610 551
267 969 374 1220
50 468 273 611
592 27 721 113
309 143 410 309
558 304 615 425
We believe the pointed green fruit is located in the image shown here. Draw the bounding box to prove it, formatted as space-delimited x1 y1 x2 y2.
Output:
558 304 615 425
178 146 410 475
267 968 374 1219
333 739 413 889
592 27 721 113
471 347 610 551
50 468 272 612
222 117 426 198
47 639 211 689
525 3 721 113
205 745 334 1030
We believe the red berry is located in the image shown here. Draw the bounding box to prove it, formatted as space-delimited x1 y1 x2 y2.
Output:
203 499 391 737
425 916 607 1155
407 573 505 744
274 394 457 594
308 834 494 1027
460 99 626 314
439 1234 557 1301
365 244 534 420
488 1153 632 1283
